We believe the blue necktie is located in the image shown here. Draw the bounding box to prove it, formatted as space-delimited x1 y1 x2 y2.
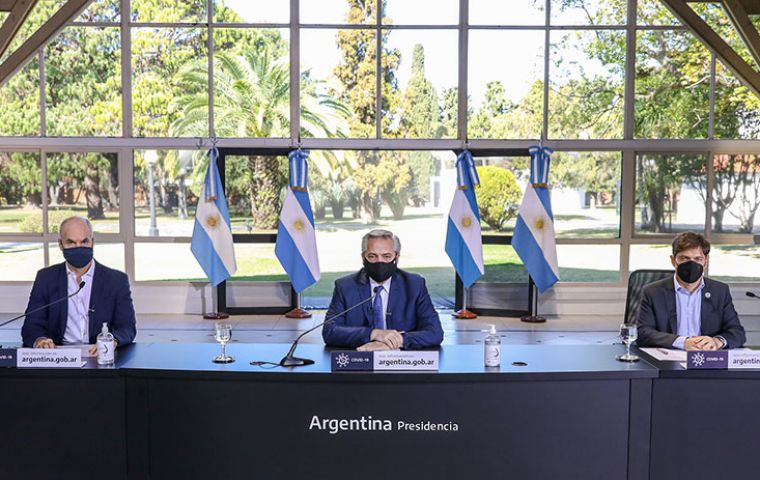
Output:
372 286 384 329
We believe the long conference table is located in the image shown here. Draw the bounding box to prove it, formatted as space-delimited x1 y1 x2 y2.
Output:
0 342 757 480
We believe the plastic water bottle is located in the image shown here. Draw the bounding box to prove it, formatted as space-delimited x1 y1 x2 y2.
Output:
484 324 501 367
97 322 115 365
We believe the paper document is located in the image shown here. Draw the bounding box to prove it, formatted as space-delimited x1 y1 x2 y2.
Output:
640 347 687 362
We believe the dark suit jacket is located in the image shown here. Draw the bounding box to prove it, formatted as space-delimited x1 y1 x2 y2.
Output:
636 276 745 349
21 261 137 347
322 269 443 349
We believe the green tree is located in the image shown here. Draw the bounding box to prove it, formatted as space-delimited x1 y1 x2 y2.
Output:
173 48 349 228
332 0 405 221
476 166 522 231
396 44 442 206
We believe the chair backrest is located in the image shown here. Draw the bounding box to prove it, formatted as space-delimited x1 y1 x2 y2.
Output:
624 269 674 325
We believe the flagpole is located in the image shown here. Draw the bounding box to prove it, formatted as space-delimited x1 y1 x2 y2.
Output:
285 291 312 319
453 282 477 319
520 276 546 323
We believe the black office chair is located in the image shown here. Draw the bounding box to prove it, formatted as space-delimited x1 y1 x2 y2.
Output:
624 269 674 325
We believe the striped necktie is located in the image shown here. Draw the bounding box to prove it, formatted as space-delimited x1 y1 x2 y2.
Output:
372 285 384 329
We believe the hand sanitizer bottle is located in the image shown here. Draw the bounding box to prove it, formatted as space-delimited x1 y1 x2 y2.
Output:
484 324 501 367
97 322 115 365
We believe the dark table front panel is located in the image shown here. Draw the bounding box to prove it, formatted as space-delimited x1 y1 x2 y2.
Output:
650 377 760 480
141 377 634 480
0 372 127 480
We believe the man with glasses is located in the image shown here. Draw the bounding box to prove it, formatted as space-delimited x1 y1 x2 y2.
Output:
22 216 137 352
636 231 745 350
322 229 443 351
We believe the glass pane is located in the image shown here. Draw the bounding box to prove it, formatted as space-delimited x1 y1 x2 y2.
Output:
301 28 376 138
709 245 760 283
135 242 206 281
635 30 711 139
213 28 290 137
629 244 671 272
634 153 707 234
636 0 679 26
45 27 121 136
49 243 125 272
384 0 459 25
469 0 545 26
76 0 120 22
558 245 620 282
468 30 544 139
470 156 529 234
0 243 45 281
549 30 624 139
134 150 199 237
714 62 760 140
303 150 458 308
224 154 288 233
0 60 40 136
0 153 42 233
132 28 208 137
480 245 528 283
213 0 288 23
301 0 376 24
551 152 621 238
131 0 206 22
229 244 286 280
383 30 458 139
47 153 119 234
711 154 760 234
550 0 626 26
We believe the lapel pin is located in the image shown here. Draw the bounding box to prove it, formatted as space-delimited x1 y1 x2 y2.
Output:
705 292 711 299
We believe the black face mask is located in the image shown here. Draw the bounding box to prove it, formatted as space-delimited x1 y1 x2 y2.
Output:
676 261 704 284
363 258 397 283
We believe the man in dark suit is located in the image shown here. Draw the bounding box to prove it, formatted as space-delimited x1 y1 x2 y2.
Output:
22 216 137 351
636 232 745 350
322 229 443 351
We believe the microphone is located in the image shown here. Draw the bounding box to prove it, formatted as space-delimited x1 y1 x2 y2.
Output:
277 287 381 367
746 291 760 299
0 281 86 329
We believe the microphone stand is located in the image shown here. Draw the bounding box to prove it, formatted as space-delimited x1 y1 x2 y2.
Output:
0 281 86 329
278 290 379 367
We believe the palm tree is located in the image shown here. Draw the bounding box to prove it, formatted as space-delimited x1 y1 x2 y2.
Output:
172 47 349 229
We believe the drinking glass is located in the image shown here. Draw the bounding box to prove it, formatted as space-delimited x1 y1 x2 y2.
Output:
212 322 235 363
616 323 639 362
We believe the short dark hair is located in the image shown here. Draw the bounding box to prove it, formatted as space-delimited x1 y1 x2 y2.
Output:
672 232 710 257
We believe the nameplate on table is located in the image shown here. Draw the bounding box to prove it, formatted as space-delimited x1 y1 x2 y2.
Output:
16 348 84 368
0 348 16 368
727 350 760 369
331 351 439 371
686 350 760 369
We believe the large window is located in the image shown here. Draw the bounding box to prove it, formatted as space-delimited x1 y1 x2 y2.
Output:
1 0 760 295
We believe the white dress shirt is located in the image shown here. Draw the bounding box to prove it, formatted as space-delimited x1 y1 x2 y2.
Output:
62 262 95 345
369 276 392 329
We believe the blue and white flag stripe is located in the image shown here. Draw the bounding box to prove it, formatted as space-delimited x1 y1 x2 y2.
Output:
512 146 559 293
275 150 321 293
445 150 484 289
191 148 237 287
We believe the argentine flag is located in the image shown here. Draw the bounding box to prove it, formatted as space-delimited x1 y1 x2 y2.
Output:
512 146 559 293
275 149 320 293
445 150 485 288
191 147 237 286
